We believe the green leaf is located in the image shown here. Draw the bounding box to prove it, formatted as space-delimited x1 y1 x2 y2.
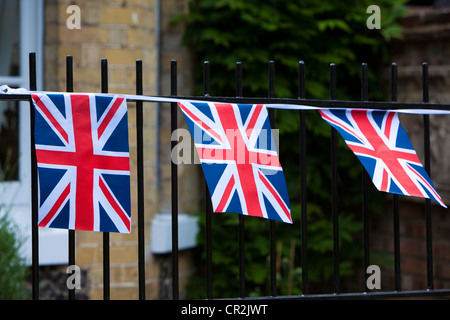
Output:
317 19 352 33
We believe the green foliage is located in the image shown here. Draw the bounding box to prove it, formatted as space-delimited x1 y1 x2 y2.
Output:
0 212 30 299
186 203 365 298
178 0 408 298
0 151 30 299
175 0 407 99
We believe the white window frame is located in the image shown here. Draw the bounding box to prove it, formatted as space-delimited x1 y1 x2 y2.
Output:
0 0 68 266
0 0 43 206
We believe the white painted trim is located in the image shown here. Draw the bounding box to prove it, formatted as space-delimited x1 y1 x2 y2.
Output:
1 0 68 266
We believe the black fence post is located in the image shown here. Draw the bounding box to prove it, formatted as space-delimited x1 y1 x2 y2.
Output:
236 61 246 299
101 58 111 300
29 52 39 301
66 55 76 300
268 60 277 297
171 59 179 300
391 62 402 292
361 63 370 292
203 61 213 300
298 60 308 295
136 59 146 300
329 63 340 294
422 62 434 291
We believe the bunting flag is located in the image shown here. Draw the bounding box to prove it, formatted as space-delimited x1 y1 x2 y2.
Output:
319 109 446 207
178 101 292 223
1 86 447 228
32 93 132 233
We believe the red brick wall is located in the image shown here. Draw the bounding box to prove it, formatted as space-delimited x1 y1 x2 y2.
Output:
373 6 450 293
371 200 450 291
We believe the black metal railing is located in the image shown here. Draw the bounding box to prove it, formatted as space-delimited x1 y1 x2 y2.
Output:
1 52 449 300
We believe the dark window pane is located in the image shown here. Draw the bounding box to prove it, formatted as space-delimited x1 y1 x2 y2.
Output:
0 100 19 181
0 0 20 76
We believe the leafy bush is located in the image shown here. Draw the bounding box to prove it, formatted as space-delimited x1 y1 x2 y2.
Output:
0 149 30 299
177 0 407 298
0 212 30 299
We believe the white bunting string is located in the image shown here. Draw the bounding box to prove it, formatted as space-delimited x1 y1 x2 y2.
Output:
2 85 450 115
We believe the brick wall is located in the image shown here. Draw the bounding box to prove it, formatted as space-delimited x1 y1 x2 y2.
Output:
373 5 450 292
43 0 200 299
371 200 450 291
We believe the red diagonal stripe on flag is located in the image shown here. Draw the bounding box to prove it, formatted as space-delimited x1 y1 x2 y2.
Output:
38 184 71 227
32 95 69 144
98 97 125 139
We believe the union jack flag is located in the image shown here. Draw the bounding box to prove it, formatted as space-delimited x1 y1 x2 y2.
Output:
178 101 292 223
32 93 132 233
319 109 446 207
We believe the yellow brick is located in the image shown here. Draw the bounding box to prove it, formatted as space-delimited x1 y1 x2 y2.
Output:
110 227 138 244
88 266 104 287
125 67 138 85
127 0 156 8
57 45 82 63
111 266 123 283
77 230 103 247
109 27 127 45
145 281 159 299
89 287 103 300
110 286 138 300
142 67 158 92
72 67 102 85
100 7 142 25
126 28 156 47
110 245 138 264
81 45 102 68
113 87 139 95
58 26 109 44
122 266 139 283
101 48 143 65
110 67 125 84
81 5 101 25
76 247 97 265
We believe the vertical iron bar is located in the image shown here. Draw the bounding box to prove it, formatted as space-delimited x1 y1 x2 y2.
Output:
171 60 179 300
298 61 308 295
268 60 277 297
361 63 370 292
330 63 340 294
101 58 110 300
236 62 246 298
236 62 243 98
422 62 433 290
391 62 401 291
203 61 213 299
136 59 146 300
66 55 76 300
203 61 210 98
29 52 39 300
